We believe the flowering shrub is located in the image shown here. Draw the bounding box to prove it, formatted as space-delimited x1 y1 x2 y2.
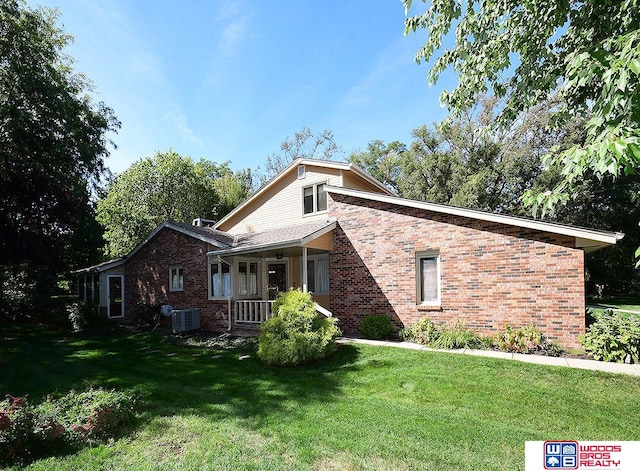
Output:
0 388 139 465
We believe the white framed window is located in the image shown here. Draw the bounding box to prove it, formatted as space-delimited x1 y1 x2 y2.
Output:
298 164 306 179
209 259 232 299
237 260 259 297
416 251 440 305
78 274 98 302
169 266 184 291
302 182 327 215
306 255 329 294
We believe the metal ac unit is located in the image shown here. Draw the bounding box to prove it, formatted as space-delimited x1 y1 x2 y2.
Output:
171 308 201 334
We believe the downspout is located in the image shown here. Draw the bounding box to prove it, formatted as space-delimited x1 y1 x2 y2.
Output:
217 256 233 331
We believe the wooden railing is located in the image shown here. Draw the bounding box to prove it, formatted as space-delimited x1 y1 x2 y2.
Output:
235 300 275 324
234 300 333 324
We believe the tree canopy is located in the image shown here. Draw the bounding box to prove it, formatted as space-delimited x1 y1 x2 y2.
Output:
97 150 251 258
403 0 640 214
0 0 119 270
351 97 585 215
258 126 342 187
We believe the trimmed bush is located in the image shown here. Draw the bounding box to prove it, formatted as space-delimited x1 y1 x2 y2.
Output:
581 310 640 363
361 315 394 340
0 387 139 466
258 289 341 366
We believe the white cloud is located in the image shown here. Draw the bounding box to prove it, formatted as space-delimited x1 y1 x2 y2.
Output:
165 109 203 146
219 18 249 56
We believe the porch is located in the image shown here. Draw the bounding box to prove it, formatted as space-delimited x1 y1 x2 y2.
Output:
234 299 332 325
208 219 337 330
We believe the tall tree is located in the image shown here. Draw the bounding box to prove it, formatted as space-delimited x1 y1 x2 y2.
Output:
0 0 119 270
97 150 251 258
403 0 640 214
350 140 406 193
352 97 584 215
258 126 342 187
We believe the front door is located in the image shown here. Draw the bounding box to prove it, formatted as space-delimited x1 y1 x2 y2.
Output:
107 275 124 318
267 262 287 300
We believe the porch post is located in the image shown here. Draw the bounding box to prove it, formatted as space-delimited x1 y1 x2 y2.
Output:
302 246 308 293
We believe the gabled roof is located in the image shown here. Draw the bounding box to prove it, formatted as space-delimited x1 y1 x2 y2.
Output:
214 158 394 230
72 257 125 274
74 222 235 274
208 219 337 256
125 222 232 261
327 185 624 252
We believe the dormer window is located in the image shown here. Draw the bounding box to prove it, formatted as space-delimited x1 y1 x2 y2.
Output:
303 182 327 215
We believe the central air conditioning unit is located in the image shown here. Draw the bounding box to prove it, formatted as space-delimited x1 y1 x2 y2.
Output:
171 308 201 334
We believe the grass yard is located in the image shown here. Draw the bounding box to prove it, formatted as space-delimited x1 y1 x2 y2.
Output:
2 326 639 471
587 296 640 321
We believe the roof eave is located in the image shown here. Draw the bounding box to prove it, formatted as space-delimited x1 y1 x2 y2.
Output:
327 186 623 249
208 221 337 257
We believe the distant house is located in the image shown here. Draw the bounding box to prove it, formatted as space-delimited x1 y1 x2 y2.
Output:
75 159 623 348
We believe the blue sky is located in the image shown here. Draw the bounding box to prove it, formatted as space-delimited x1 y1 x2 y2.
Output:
30 0 453 175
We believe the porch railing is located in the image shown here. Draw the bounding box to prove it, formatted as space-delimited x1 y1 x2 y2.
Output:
234 300 333 324
235 300 275 324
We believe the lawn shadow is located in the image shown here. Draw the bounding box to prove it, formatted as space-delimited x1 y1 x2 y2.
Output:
2 326 363 441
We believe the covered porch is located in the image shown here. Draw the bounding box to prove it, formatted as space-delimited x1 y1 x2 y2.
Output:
206 220 336 328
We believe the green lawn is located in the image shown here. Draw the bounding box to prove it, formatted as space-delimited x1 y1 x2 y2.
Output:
2 326 639 471
587 296 640 321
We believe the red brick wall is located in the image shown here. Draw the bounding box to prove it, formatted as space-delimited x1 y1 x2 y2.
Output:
124 228 230 332
328 194 586 348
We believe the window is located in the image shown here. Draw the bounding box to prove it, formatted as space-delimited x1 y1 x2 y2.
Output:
298 164 306 179
316 183 327 211
303 186 314 214
306 256 329 294
210 260 231 298
416 252 440 305
238 260 259 297
169 266 184 291
78 274 99 302
302 182 327 215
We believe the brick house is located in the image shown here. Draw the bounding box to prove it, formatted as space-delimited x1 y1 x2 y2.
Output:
76 159 623 348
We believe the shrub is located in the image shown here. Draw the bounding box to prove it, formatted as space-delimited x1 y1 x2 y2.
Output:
581 310 640 363
0 265 57 322
258 289 341 366
0 387 139 466
361 315 394 340
496 323 563 356
497 323 542 353
67 301 104 332
131 301 162 328
431 320 482 349
400 317 440 345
